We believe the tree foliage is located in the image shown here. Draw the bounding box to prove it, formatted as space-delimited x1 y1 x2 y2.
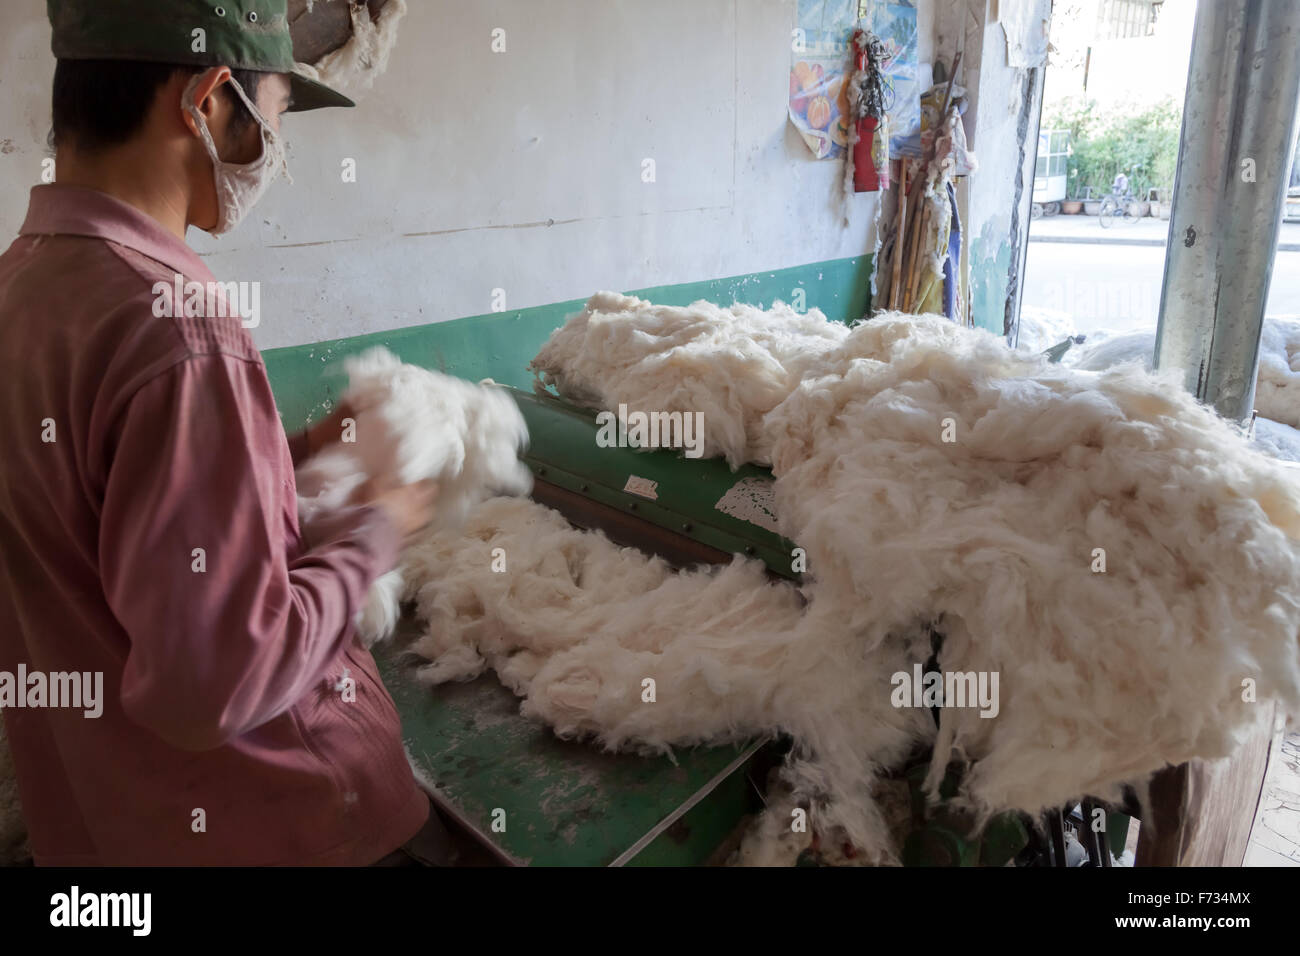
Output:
1044 97 1182 199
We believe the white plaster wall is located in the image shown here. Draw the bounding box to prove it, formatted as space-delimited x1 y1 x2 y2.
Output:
0 0 930 350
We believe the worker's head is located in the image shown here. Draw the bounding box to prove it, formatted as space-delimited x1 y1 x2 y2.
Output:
46 0 353 235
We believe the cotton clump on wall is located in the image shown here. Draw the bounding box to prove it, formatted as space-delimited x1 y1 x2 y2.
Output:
295 0 410 99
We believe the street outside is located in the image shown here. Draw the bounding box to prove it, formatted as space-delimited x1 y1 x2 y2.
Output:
1022 215 1300 336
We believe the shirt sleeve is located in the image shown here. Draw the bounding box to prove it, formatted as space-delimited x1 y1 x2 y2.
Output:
99 353 402 752
286 427 312 468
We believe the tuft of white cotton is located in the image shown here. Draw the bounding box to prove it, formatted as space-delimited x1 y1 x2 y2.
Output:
296 347 531 644
295 0 409 98
530 291 851 469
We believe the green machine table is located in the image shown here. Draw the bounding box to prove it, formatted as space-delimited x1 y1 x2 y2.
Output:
377 387 801 866
380 640 765 866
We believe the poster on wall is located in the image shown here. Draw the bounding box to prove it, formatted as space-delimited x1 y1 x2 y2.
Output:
788 0 921 160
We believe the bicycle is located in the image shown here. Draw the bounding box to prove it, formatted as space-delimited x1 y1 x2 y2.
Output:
1098 192 1141 228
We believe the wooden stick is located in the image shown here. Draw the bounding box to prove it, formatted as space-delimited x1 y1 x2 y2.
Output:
902 187 929 311
938 50 962 128
906 203 931 312
898 48 961 315
889 164 908 311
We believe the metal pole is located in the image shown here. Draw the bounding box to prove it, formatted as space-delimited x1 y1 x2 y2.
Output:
1153 0 1300 423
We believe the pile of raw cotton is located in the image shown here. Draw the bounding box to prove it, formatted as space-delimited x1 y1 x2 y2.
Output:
397 291 1300 862
296 347 532 641
531 296 849 467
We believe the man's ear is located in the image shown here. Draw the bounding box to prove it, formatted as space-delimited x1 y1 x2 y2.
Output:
180 66 234 139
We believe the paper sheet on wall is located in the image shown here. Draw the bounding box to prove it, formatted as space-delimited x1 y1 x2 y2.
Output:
1000 1 1050 69
788 0 921 160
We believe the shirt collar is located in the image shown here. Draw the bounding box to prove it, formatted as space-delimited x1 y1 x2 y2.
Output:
19 184 214 282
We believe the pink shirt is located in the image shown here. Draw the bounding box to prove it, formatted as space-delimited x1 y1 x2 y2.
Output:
0 185 428 865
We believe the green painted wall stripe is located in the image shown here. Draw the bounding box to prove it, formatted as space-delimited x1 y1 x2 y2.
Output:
262 255 872 429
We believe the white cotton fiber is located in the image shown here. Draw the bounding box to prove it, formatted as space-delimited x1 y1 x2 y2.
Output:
763 314 1300 824
401 292 1300 862
405 496 808 744
1254 417 1300 463
296 347 532 643
1065 329 1155 373
530 291 850 468
295 0 408 98
402 495 928 861
1064 318 1300 428
1254 318 1300 428
1015 306 1077 353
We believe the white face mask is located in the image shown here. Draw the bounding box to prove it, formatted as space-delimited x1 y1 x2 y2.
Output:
183 74 291 236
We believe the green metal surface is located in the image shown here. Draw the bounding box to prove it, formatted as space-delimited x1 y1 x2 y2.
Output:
1106 811 1131 858
512 389 800 580
898 761 1030 867
262 255 872 432
261 256 874 865
377 640 761 866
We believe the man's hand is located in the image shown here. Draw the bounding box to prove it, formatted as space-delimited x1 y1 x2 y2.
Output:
359 479 439 540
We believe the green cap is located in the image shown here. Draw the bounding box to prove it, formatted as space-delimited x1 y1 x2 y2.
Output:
47 0 354 112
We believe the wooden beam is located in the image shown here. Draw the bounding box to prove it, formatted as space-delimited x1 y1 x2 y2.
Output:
1136 704 1275 866
287 0 391 65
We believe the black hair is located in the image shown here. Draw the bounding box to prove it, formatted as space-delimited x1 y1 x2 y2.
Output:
51 59 263 153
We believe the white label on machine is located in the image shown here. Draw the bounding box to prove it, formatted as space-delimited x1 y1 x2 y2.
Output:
623 475 659 500
714 477 780 533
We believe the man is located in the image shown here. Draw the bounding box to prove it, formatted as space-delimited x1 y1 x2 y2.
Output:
0 0 450 865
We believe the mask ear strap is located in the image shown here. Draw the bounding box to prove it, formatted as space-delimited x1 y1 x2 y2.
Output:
183 73 274 138
185 72 292 183
182 74 224 161
222 75 272 130
223 75 292 183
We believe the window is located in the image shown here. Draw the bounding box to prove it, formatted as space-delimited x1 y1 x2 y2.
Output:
1095 0 1162 41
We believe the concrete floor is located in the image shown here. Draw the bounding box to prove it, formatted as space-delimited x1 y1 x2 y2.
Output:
1245 729 1300 866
